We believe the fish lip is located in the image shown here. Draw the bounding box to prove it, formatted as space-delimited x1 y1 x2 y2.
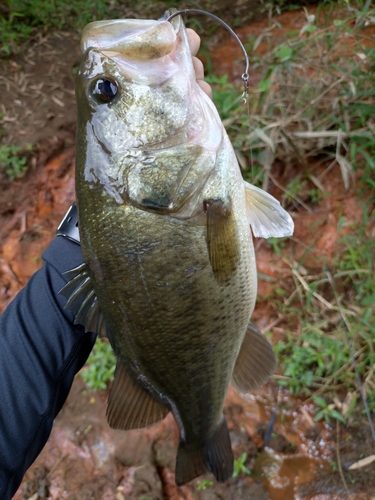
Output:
80 19 177 61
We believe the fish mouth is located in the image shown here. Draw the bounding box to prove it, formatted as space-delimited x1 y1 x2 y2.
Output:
80 17 184 87
81 18 178 61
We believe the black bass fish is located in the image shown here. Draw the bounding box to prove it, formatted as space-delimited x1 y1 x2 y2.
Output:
61 12 294 485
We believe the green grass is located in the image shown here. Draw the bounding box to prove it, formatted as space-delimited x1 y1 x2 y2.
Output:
275 329 351 396
196 479 214 490
80 337 116 390
1 0 117 55
233 453 251 478
314 395 347 424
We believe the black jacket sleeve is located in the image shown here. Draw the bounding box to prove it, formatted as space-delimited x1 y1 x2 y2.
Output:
0 236 96 499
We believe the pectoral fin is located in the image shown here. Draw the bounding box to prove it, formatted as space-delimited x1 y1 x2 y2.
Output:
244 181 294 238
232 321 277 392
107 360 169 430
60 263 107 337
206 198 240 285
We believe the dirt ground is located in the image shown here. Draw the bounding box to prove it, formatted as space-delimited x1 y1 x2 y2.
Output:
1 6 375 500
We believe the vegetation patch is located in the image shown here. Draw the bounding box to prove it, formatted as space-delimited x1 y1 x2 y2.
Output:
80 337 116 390
0 144 31 180
222 1 375 425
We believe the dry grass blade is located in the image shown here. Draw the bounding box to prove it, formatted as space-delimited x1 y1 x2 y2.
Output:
348 455 375 470
335 154 353 191
289 263 333 309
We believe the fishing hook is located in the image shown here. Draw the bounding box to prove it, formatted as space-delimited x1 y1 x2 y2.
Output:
166 9 250 94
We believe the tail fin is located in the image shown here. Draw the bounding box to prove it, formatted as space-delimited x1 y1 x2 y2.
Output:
175 418 233 486
204 417 234 482
175 443 207 486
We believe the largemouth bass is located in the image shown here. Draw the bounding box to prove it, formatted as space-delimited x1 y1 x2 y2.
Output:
62 12 294 485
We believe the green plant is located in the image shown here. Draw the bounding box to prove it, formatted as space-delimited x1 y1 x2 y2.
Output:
313 395 346 424
275 329 351 395
196 479 214 490
266 236 288 254
0 144 30 180
206 74 242 122
234 3 375 425
282 177 307 205
233 452 251 478
329 459 338 472
80 337 116 390
205 75 264 185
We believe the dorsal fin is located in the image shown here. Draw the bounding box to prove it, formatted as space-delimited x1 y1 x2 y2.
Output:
60 263 107 337
107 360 169 430
232 321 277 393
244 181 294 238
205 197 240 285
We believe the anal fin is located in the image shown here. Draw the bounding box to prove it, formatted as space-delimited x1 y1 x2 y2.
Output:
232 321 277 392
59 262 107 337
107 360 169 430
205 198 240 285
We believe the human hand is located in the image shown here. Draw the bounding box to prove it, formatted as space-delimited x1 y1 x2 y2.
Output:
186 28 212 99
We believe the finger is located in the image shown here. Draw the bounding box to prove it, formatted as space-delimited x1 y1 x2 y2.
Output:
197 80 213 99
192 57 204 81
186 28 200 56
186 28 213 100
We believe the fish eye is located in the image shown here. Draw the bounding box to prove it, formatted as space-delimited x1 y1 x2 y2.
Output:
90 77 119 103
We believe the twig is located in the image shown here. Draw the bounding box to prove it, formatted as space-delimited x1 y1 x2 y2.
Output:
268 173 312 212
46 453 66 476
264 386 279 445
334 269 371 278
336 420 353 500
289 265 333 309
273 374 342 390
261 127 277 192
279 128 310 171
